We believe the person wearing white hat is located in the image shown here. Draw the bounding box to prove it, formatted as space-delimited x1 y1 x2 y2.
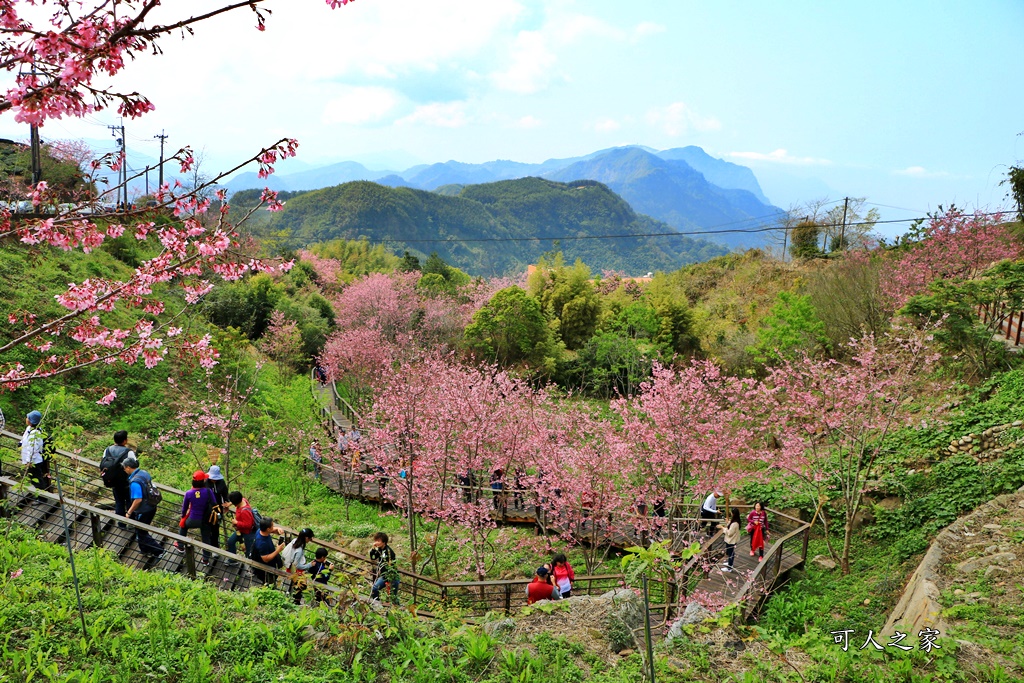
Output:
207 465 229 549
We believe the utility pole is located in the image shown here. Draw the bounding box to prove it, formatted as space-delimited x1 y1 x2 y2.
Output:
29 124 42 185
154 130 168 189
108 122 126 209
144 165 150 197
839 196 850 250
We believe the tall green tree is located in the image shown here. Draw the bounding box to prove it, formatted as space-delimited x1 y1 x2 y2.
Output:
527 254 601 350
749 291 830 365
464 287 557 372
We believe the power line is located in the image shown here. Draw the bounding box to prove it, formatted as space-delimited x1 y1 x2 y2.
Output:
386 210 1016 245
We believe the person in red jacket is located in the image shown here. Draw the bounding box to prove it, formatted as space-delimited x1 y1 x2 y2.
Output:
550 553 575 598
526 566 559 604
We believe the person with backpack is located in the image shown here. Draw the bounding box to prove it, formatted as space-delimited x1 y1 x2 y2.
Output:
309 547 333 606
20 410 51 493
174 471 219 564
123 456 164 558
249 517 286 585
224 491 261 564
369 532 399 604
206 465 229 548
99 430 134 527
282 528 315 604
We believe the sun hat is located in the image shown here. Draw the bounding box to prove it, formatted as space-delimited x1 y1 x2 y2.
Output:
26 410 42 425
207 465 224 481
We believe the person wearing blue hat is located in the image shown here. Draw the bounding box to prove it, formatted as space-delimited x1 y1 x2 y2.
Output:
20 410 50 491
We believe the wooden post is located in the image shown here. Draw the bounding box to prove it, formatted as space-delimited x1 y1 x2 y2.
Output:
1016 311 1023 346
773 544 783 584
184 544 197 579
0 482 8 517
503 583 512 615
801 526 810 565
90 513 103 548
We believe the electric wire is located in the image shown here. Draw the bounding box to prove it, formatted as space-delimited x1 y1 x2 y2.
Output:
388 210 1018 245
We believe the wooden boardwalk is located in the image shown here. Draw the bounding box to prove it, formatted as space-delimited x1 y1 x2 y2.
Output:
312 378 812 617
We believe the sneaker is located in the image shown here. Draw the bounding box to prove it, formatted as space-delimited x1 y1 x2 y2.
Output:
171 542 185 553
749 550 755 556
225 559 239 567
758 556 764 562
721 566 733 573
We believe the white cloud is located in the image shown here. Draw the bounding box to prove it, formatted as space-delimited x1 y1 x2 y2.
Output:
490 11 662 94
631 21 666 41
322 87 401 125
728 149 832 165
893 166 950 178
397 102 470 128
512 115 543 129
646 102 721 136
592 117 621 133
491 30 559 94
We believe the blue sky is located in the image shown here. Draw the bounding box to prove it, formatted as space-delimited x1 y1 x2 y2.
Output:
3 0 1022 225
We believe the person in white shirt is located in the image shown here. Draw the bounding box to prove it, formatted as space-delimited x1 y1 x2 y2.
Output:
20 410 50 491
700 491 723 536
282 528 315 604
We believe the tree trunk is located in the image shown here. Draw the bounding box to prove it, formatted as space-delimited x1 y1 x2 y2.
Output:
841 518 853 575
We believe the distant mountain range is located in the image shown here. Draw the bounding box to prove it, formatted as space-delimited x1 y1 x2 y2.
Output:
224 145 783 250
253 177 729 277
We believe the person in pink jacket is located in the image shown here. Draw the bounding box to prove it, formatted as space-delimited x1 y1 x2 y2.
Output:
550 553 575 598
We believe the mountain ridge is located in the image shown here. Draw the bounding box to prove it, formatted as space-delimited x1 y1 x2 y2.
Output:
223 145 780 249
258 177 729 277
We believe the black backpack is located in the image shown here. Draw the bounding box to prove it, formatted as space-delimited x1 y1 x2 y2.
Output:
99 445 131 487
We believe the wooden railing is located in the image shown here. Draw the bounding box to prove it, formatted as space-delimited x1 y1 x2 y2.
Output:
0 429 678 616
978 302 1024 347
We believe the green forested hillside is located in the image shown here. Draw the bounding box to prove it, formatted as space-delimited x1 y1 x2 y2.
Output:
263 178 728 276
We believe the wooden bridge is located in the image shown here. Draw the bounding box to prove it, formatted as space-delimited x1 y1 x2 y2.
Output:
311 377 811 620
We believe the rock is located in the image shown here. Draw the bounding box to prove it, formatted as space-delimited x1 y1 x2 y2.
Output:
851 506 875 530
483 618 516 637
812 555 837 570
618 649 634 657
863 599 871 606
983 524 1002 530
985 545 998 554
984 566 1010 579
953 589 964 595
1013 421 1022 427
679 601 712 626
877 497 902 512
955 553 1017 574
665 619 687 643
604 588 644 652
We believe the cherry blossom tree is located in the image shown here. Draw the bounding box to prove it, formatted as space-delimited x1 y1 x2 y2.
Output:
758 329 940 574
366 354 543 582
260 310 304 371
0 1 356 393
881 208 1020 309
530 406 630 573
614 361 767 522
155 363 271 485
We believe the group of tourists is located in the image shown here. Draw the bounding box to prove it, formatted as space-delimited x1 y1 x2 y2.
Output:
526 553 576 604
15 409 398 607
700 491 771 573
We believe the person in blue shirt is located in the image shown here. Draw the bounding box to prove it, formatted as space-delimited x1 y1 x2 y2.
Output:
250 517 285 586
123 457 164 557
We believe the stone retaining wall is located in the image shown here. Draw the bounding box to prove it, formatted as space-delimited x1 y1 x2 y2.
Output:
882 484 1024 637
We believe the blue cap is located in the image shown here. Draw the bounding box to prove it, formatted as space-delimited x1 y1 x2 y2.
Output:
26 411 42 425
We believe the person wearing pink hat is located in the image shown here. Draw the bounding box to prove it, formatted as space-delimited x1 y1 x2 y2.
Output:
174 470 219 563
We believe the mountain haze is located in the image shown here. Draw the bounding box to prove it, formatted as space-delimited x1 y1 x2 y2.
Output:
224 145 781 249
263 177 728 276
